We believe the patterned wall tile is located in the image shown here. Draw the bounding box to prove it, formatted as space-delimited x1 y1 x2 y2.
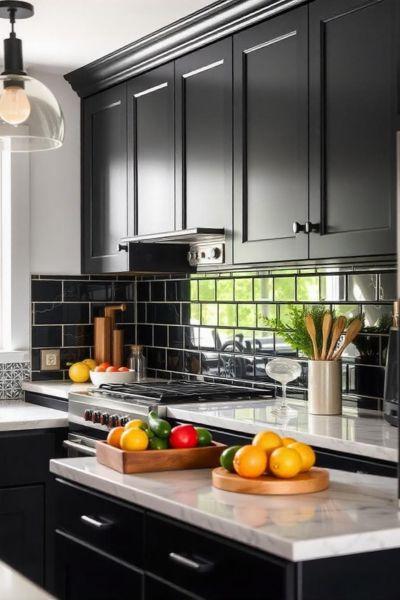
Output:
0 362 30 399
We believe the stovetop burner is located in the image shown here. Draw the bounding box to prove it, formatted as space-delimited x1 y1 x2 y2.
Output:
96 380 273 403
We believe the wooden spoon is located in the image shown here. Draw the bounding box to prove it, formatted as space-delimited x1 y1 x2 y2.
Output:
320 312 333 361
332 318 362 360
305 314 319 360
326 316 346 360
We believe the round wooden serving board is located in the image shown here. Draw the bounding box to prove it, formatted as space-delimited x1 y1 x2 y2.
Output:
212 467 329 495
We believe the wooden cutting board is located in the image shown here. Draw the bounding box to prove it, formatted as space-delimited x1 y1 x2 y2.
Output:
97 440 226 474
212 467 329 495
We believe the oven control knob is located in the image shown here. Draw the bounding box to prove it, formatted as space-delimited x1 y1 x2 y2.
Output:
110 414 120 428
100 412 110 426
120 416 129 427
84 409 93 421
92 411 101 424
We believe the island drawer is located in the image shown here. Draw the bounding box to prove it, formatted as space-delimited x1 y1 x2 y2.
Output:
55 478 144 568
145 512 295 599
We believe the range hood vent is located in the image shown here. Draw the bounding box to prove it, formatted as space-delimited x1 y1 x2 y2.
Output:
120 228 225 244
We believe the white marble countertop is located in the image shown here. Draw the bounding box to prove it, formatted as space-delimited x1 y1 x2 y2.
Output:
0 560 54 600
22 380 94 399
167 399 398 463
0 400 68 431
50 456 400 562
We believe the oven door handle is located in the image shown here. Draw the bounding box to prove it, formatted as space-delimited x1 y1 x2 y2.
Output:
63 439 97 456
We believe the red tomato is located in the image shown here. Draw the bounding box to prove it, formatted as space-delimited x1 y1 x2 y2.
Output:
95 365 106 372
118 366 129 372
169 425 198 449
106 366 118 372
99 362 111 369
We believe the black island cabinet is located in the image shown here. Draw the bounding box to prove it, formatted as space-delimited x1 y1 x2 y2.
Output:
54 477 400 600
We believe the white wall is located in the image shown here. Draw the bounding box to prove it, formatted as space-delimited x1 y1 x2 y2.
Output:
29 71 81 274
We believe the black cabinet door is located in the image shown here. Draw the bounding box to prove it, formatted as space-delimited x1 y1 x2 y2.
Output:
309 0 397 259
127 64 175 236
145 574 199 600
175 39 232 252
0 485 44 585
82 84 128 273
55 531 143 600
233 7 308 264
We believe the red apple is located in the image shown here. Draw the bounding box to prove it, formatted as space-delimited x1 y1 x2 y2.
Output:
95 365 106 372
106 366 118 372
118 366 130 372
169 424 198 449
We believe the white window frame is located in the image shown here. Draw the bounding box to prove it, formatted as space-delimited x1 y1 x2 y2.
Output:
0 150 30 362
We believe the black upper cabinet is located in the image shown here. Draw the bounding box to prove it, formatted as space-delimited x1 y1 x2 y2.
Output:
127 64 175 236
233 7 309 264
309 0 397 259
175 39 233 244
82 84 128 274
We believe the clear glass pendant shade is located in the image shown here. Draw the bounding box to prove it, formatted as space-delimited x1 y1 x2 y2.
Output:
0 74 64 151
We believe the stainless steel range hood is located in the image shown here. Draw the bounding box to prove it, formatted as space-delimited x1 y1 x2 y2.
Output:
120 227 225 244
119 228 225 272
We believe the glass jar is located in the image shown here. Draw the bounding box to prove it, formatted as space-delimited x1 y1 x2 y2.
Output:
128 345 147 381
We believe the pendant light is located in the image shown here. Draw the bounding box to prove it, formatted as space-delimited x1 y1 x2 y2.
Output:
0 1 64 152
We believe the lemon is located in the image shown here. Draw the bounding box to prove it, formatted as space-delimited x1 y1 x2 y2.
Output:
69 362 90 383
252 431 282 456
124 419 146 430
269 447 302 479
288 442 316 472
83 358 97 371
120 428 149 451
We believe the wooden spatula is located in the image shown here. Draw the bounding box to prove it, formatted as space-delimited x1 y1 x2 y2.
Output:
305 314 319 360
326 316 346 360
320 312 332 361
332 318 362 360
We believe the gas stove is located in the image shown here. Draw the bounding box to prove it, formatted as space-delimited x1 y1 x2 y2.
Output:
68 379 274 434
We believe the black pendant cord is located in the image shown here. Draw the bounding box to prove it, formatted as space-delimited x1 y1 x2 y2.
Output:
2 8 25 76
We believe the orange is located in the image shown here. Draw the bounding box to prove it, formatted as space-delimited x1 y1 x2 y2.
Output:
252 431 282 456
282 437 297 447
124 419 146 430
107 426 124 448
68 362 90 383
120 428 148 451
233 445 267 478
288 442 315 472
269 447 302 479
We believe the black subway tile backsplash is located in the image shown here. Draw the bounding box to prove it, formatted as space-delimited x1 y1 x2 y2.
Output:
34 303 90 325
63 325 94 347
32 325 62 348
32 280 62 302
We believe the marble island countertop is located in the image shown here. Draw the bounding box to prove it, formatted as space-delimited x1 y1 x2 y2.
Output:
0 560 53 600
0 400 68 431
167 399 398 463
50 456 400 563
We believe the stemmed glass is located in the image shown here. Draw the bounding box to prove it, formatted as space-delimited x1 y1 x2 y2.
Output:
265 358 301 418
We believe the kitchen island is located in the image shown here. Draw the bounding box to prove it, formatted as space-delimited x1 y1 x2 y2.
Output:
0 560 54 600
50 457 400 599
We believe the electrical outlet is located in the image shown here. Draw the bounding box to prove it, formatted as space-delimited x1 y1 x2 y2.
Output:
40 349 60 371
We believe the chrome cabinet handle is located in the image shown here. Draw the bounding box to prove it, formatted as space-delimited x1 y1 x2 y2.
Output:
292 221 306 234
168 552 214 573
80 515 112 529
62 440 96 457
118 243 128 252
304 221 320 234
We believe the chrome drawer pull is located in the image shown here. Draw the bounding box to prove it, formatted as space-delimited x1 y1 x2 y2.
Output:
168 552 213 573
80 515 111 529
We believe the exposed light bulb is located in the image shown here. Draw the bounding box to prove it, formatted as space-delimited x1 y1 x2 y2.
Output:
0 85 30 125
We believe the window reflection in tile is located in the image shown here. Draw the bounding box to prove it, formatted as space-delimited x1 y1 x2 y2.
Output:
201 303 218 326
184 351 201 375
217 279 234 301
320 275 346 301
215 328 233 351
333 304 360 320
275 334 297 356
296 276 319 301
379 272 396 301
234 329 254 353
238 304 256 327
254 330 274 354
201 351 220 377
218 303 237 327
219 353 254 380
348 274 377 302
184 326 200 350
234 278 252 302
254 277 273 301
190 279 198 301
257 304 276 328
199 327 216 350
362 304 392 327
274 277 295 301
198 279 216 301
190 303 200 325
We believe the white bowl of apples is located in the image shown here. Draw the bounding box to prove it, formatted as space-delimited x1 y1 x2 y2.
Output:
90 363 137 386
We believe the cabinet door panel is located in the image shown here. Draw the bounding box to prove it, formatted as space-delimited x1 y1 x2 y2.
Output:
82 84 128 273
55 531 143 600
175 39 232 245
234 7 308 264
0 485 44 585
309 0 397 258
128 64 175 236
